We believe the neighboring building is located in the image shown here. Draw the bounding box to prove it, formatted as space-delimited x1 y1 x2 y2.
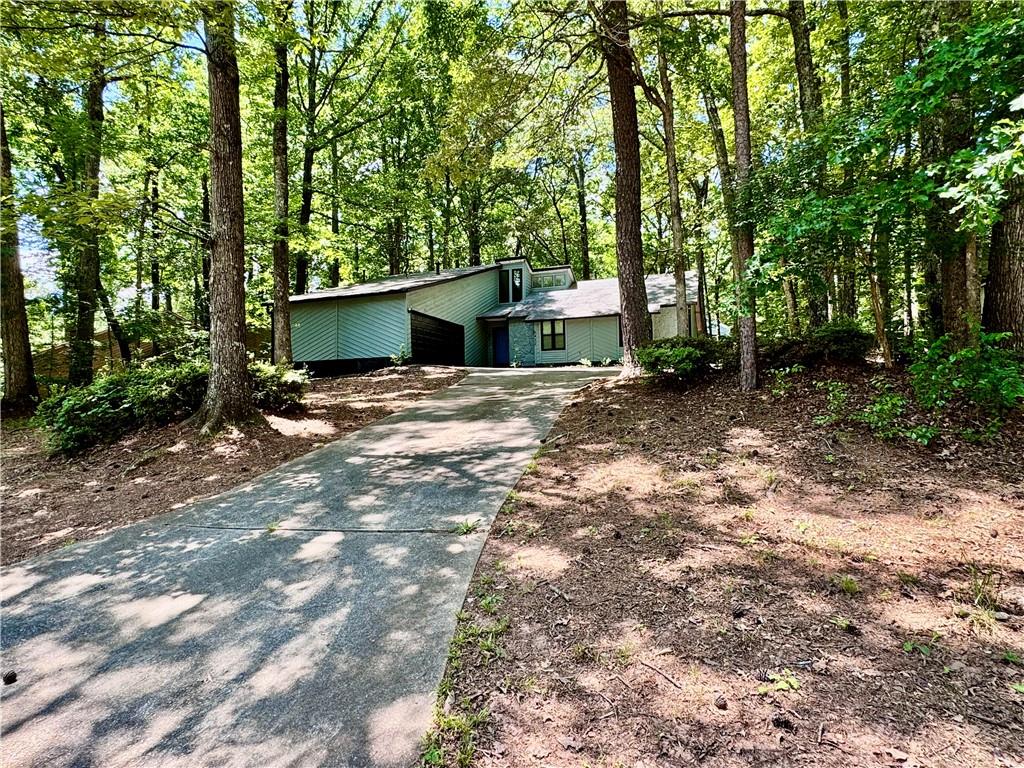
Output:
288 258 728 370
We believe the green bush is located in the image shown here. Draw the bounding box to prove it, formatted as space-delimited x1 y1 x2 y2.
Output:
635 336 734 379
37 362 208 454
806 318 875 364
250 363 308 412
910 331 1024 417
37 361 309 454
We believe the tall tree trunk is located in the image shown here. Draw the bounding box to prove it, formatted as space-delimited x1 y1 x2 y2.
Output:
876 220 892 332
68 36 106 386
150 175 161 311
442 171 452 270
730 0 758 391
983 174 1024 349
466 187 482 267
574 152 591 280
601 0 651 375
920 2 973 347
198 0 255 431
272 1 293 365
787 0 828 328
655 49 690 338
295 142 313 293
1 102 39 413
199 172 212 331
835 0 857 318
329 138 341 286
863 235 893 368
690 176 709 336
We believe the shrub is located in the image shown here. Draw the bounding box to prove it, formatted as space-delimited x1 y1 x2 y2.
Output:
250 363 308 412
37 361 208 454
806 318 875 364
37 360 309 454
636 336 733 379
910 331 1024 417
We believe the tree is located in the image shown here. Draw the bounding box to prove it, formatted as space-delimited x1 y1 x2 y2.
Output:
196 0 255 431
599 0 651 375
271 0 293 364
983 175 1024 349
729 0 758 391
1 102 39 414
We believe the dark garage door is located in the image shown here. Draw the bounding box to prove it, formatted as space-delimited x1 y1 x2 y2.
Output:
410 311 465 365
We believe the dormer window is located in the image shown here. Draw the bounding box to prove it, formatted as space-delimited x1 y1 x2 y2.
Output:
512 268 523 301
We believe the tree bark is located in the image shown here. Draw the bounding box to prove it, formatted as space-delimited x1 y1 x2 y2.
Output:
600 0 651 374
835 0 857 318
198 0 255 431
68 33 106 387
329 138 341 286
983 174 1024 349
150 175 161 311
97 277 131 365
787 0 828 328
690 176 709 335
199 172 212 331
272 0 293 365
574 152 591 280
466 186 482 267
1 102 39 413
730 0 758 391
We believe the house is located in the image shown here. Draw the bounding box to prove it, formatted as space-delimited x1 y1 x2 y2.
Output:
288 258 727 370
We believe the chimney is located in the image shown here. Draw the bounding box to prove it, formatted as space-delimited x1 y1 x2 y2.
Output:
436 262 440 275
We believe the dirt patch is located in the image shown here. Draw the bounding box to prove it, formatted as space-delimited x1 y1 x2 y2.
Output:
434 366 1024 767
1 365 465 565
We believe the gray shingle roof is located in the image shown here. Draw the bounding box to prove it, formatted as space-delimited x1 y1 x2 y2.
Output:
289 264 498 303
478 272 697 321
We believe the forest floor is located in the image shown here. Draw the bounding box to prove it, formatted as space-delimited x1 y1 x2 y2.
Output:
0 365 465 566
431 365 1024 768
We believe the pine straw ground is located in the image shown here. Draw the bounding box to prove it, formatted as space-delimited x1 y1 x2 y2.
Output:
0 365 464 565
429 366 1024 768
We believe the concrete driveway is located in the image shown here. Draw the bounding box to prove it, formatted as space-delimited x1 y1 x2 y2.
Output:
1 368 608 768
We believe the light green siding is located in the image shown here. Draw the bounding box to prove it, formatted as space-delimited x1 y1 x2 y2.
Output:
535 316 623 365
338 295 408 358
292 301 339 361
406 268 499 365
291 295 407 362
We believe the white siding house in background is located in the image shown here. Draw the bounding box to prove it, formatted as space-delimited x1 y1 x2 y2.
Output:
288 258 726 370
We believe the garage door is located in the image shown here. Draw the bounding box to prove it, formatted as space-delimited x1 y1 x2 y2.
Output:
410 310 465 365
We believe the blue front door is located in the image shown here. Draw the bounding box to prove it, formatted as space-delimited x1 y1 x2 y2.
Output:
492 327 510 367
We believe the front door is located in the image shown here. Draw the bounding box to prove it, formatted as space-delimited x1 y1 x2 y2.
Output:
492 326 510 367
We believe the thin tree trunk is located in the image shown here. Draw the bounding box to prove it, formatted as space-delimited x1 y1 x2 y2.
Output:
442 171 452 270
876 221 892 332
835 0 857 318
655 49 690 338
730 0 758 391
272 0 293 365
904 242 914 336
329 138 341 286
466 187 482 267
863 237 894 368
601 0 651 375
1 102 39 412
97 277 131 365
68 35 106 387
150 175 161 311
983 174 1024 349
198 0 255 431
690 176 709 335
787 0 828 328
574 152 591 280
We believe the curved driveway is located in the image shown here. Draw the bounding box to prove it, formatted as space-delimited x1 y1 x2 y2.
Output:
1 368 607 768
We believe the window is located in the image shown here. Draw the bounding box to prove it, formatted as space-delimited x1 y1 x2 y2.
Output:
499 270 510 303
512 268 523 301
535 273 566 289
540 319 565 351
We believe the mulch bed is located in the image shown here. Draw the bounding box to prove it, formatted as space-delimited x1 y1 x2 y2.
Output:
0 365 465 565
435 365 1024 768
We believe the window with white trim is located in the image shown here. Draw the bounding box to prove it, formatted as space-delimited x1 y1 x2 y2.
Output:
540 319 565 351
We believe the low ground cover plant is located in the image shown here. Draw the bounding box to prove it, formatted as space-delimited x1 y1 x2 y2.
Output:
37 361 308 454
